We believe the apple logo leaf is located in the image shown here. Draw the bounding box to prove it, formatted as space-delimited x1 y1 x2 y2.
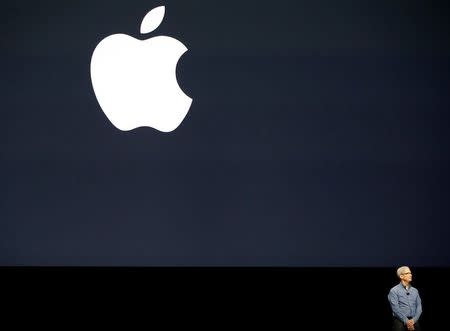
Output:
140 6 165 34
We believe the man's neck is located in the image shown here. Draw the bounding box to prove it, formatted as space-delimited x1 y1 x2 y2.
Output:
401 280 410 289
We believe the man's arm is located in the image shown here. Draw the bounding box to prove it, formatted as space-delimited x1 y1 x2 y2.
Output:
413 292 422 323
388 289 408 324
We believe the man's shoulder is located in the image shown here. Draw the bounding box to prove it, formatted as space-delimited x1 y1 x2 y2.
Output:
410 285 419 292
389 283 401 292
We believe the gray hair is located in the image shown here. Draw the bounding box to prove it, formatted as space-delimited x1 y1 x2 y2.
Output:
397 266 410 278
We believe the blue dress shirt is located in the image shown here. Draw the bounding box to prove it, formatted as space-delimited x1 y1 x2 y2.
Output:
388 282 422 324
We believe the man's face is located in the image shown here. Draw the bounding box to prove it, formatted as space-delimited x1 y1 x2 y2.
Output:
400 268 413 283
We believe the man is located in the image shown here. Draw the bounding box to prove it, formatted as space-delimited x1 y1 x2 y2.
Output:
388 266 423 331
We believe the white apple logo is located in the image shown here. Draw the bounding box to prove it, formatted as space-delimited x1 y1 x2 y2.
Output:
90 6 192 132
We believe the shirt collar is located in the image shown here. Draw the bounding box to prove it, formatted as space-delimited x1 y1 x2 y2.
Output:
399 282 411 291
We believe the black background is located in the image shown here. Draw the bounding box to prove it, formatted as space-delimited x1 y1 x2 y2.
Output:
2 0 450 325
3 266 450 329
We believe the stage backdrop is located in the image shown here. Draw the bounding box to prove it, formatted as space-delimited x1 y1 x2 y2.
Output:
2 0 449 266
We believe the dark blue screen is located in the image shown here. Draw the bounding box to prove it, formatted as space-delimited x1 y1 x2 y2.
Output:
2 0 449 266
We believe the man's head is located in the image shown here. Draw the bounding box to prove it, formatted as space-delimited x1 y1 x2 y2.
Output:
397 266 413 284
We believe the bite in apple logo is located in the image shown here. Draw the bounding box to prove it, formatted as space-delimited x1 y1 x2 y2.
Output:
90 6 192 132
